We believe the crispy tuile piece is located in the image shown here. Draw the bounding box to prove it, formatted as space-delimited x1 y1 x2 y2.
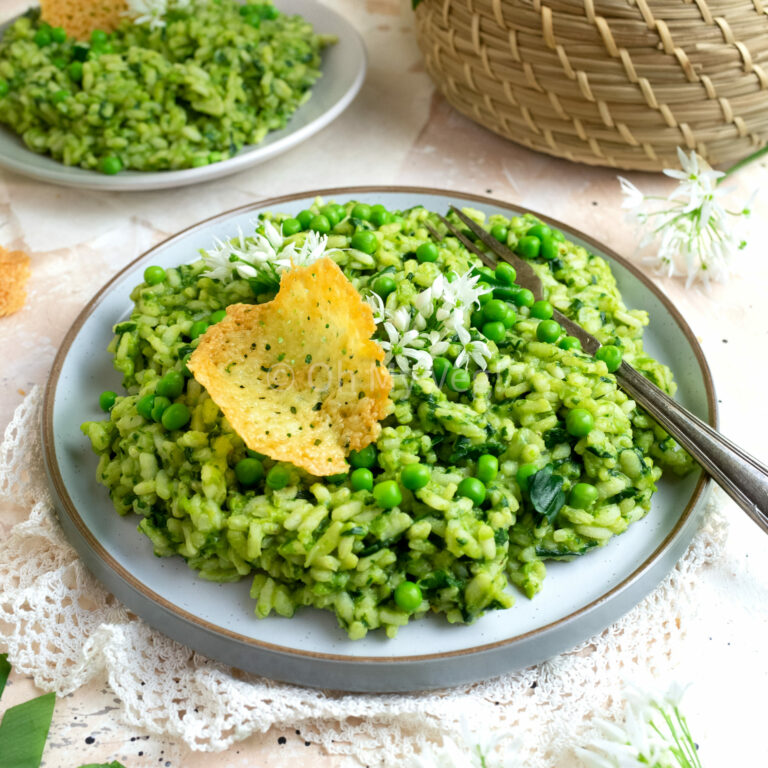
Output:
0 246 31 318
40 0 129 40
188 257 392 476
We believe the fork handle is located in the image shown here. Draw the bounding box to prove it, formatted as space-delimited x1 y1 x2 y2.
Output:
615 361 768 532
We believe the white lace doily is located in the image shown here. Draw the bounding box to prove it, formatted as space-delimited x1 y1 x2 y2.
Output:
0 388 727 766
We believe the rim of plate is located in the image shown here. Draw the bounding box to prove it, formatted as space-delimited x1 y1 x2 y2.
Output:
0 3 367 191
43 185 717 663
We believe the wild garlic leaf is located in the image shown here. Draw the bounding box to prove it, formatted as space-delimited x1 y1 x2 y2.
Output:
529 465 565 523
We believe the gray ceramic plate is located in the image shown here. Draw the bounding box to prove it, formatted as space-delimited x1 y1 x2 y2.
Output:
0 2 366 191
43 188 716 692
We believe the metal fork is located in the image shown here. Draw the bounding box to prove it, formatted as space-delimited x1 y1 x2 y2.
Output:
424 206 768 532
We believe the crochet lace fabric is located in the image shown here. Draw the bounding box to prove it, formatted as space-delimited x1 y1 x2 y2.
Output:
0 389 727 765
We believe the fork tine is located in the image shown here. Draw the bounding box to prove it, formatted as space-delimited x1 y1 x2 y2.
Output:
435 213 496 270
424 221 444 242
448 206 543 300
448 206 598 353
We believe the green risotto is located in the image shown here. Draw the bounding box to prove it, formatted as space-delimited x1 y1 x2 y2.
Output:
82 202 695 639
0 2 333 173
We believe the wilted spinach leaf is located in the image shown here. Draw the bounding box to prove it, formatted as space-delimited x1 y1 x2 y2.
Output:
529 465 566 523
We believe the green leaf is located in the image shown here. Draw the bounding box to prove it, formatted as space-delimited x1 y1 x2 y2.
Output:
412 0 424 7
77 762 128 768
529 465 565 523
0 691 56 768
0 654 10 701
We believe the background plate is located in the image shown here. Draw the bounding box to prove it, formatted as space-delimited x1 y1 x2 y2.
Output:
43 187 716 692
0 2 366 191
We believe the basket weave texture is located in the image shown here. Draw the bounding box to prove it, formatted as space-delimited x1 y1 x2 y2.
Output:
414 0 768 170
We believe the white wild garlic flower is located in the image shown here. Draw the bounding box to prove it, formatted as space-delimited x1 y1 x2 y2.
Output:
576 682 702 768
619 147 751 288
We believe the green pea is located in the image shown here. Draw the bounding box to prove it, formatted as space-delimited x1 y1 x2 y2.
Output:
34 29 52 47
99 390 117 412
261 4 280 19
90 29 109 46
296 209 314 229
558 336 582 351
490 225 508 243
457 476 486 506
494 262 516 285
235 457 264 487
513 288 535 308
416 242 439 263
350 467 374 492
394 581 423 613
351 203 372 220
478 286 493 305
136 394 155 420
526 223 551 240
551 229 565 242
433 356 452 384
369 205 390 227
595 344 623 372
566 408 594 437
470 309 485 329
161 402 190 431
150 396 171 422
0 80 8 98
482 321 506 343
320 204 342 227
100 155 122 175
516 463 538 493
530 300 554 320
372 274 396 299
501 304 517 328
447 367 471 392
67 61 83 82
400 463 431 491
209 309 227 324
143 265 166 285
332 203 347 221
189 320 210 340
476 454 498 484
482 299 510 324
156 370 184 399
540 235 559 261
536 319 562 343
266 464 291 490
281 217 301 236
51 26 67 43
516 235 540 260
350 230 378 254
349 444 377 469
310 214 331 234
569 482 599 509
373 480 402 509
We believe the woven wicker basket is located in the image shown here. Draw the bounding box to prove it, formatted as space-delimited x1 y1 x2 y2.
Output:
413 0 768 171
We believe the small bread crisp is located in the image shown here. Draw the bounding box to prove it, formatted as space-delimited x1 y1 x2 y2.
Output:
40 0 129 40
188 258 392 476
0 246 31 318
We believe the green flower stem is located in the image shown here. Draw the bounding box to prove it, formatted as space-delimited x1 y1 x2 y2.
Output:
720 143 768 182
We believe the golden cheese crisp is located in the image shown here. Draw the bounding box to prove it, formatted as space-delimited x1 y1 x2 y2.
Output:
0 246 31 318
40 0 129 40
188 257 392 476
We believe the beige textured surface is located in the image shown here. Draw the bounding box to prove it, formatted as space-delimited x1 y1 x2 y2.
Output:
0 0 767 766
